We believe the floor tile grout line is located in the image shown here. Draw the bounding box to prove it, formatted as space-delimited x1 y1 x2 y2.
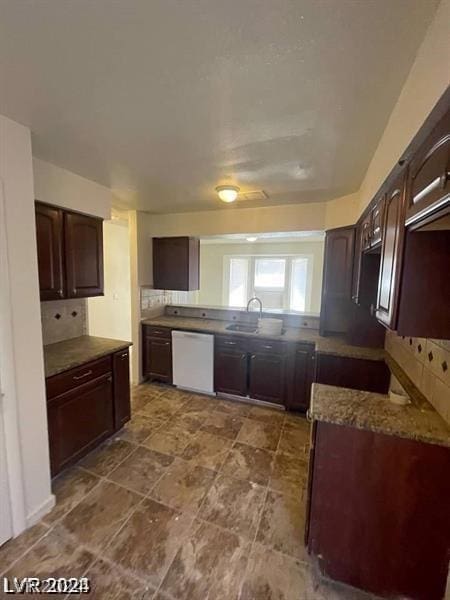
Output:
0 522 55 578
236 482 271 600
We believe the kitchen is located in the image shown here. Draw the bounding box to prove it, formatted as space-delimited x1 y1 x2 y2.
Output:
0 2 449 599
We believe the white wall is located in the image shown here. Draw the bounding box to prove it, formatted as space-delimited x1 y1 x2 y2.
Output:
0 115 53 533
135 201 329 287
33 157 112 219
197 241 324 313
88 217 132 344
357 0 450 214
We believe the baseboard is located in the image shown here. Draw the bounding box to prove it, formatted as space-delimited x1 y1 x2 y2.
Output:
26 494 55 528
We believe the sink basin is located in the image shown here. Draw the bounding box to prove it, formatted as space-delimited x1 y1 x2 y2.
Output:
226 323 258 333
225 323 287 335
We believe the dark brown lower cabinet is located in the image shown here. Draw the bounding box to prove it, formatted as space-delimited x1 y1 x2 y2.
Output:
248 350 286 405
113 348 131 430
47 373 114 475
46 349 131 476
286 344 315 412
307 421 450 600
214 336 248 396
315 353 390 394
143 335 172 383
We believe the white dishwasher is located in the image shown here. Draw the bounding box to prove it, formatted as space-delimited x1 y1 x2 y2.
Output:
171 330 215 394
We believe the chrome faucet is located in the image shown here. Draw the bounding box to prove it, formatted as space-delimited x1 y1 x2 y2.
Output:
246 296 263 319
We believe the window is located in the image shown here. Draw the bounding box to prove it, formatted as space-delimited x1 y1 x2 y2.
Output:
254 259 286 289
290 258 308 312
228 257 249 307
225 254 313 312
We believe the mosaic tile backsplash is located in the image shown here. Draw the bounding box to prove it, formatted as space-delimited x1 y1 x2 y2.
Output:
385 331 450 425
140 288 197 316
41 299 87 345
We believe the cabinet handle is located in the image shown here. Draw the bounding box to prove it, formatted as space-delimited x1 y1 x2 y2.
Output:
73 370 93 381
241 353 247 360
120 352 128 358
72 289 77 296
262 344 273 349
250 354 256 360
161 341 170 346
224 341 236 346
58 288 64 298
152 330 165 334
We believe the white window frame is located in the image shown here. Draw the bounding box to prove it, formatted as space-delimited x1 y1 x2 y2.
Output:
223 253 314 312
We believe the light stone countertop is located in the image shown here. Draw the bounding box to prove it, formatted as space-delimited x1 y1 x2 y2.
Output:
310 383 450 448
44 335 132 378
141 315 385 360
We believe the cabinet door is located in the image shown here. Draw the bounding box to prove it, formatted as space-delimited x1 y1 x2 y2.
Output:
288 348 314 412
64 211 104 298
153 237 200 291
214 347 248 396
375 171 406 329
249 352 286 405
315 354 390 394
113 349 131 430
47 373 114 475
320 226 355 335
361 217 371 251
370 195 385 247
351 224 363 304
144 336 172 383
406 109 450 226
35 202 65 301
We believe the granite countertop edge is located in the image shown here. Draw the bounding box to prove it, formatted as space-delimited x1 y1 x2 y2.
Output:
310 383 450 449
44 335 133 378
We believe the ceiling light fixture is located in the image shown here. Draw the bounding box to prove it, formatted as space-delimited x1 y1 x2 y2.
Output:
246 236 257 242
216 185 240 203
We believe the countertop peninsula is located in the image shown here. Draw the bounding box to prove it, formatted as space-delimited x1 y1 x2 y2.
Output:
310 382 450 448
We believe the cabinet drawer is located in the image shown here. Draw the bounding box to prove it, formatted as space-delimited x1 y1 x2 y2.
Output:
249 338 286 355
143 325 172 339
215 335 248 352
46 356 112 399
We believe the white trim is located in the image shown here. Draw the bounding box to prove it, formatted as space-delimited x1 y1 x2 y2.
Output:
26 494 55 528
0 177 27 537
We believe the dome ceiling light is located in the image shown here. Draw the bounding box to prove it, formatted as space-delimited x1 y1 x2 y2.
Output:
215 185 240 203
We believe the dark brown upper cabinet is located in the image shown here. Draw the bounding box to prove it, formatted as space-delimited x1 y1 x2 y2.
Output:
64 211 104 298
35 202 104 300
370 194 385 247
406 108 450 228
153 236 200 291
35 202 65 301
319 226 355 336
375 170 406 330
361 214 371 252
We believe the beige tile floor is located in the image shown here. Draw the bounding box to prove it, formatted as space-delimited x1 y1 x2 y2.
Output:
0 383 379 599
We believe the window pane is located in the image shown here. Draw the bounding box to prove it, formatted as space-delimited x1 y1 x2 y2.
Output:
254 259 285 288
228 258 248 307
290 258 308 311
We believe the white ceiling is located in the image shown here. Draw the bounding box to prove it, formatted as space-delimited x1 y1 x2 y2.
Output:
0 0 438 213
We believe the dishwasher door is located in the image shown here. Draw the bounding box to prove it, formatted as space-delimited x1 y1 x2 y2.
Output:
171 330 215 394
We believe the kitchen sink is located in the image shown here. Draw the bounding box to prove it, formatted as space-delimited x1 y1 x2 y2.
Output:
225 323 258 333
